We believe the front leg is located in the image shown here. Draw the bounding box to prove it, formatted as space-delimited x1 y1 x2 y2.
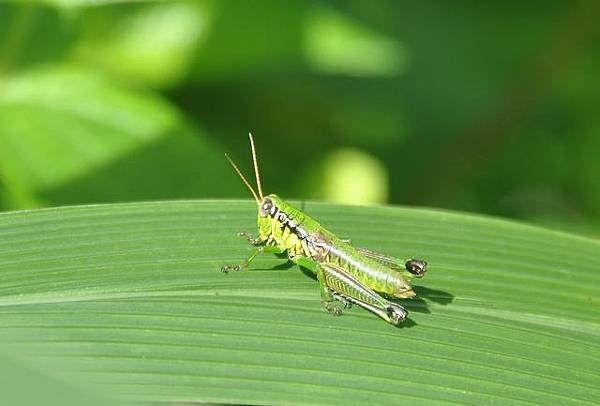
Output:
220 244 285 273
238 231 264 246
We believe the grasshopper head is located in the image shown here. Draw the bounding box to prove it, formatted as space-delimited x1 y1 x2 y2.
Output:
225 134 285 242
257 194 283 240
225 132 273 239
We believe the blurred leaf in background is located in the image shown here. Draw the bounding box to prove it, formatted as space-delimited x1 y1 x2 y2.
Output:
0 0 599 236
0 65 234 209
303 3 407 77
75 1 210 88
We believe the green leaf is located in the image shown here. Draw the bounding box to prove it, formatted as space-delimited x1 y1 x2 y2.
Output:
189 0 305 80
74 2 209 88
0 351 118 406
1 201 599 404
0 65 235 210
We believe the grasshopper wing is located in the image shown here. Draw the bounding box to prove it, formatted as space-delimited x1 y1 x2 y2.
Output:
355 247 427 278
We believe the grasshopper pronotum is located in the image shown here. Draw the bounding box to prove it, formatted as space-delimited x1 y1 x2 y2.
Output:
221 134 427 325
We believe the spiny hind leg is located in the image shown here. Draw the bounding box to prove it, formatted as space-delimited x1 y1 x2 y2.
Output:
355 247 427 278
316 266 346 316
293 257 352 316
220 245 285 273
318 262 408 325
331 292 353 309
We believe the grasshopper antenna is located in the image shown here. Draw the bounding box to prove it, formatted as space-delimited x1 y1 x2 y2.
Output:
225 153 260 204
248 132 264 199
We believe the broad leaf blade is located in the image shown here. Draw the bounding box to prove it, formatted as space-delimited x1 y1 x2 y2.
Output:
0 201 599 405
0 66 234 210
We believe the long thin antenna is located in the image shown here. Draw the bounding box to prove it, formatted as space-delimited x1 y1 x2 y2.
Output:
248 132 264 199
225 153 260 203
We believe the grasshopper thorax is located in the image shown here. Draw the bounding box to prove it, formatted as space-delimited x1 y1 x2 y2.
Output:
257 194 310 245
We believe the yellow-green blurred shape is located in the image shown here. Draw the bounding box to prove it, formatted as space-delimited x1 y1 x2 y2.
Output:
321 148 388 205
43 0 147 6
0 66 176 196
303 5 407 77
76 2 210 88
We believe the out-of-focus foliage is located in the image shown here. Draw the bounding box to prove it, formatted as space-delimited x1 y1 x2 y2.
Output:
1 0 599 236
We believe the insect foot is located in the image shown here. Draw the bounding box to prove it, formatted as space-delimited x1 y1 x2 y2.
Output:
332 292 353 309
405 259 428 277
386 303 408 325
321 300 344 316
220 264 243 273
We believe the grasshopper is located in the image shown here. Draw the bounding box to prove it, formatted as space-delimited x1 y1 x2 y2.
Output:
221 134 427 325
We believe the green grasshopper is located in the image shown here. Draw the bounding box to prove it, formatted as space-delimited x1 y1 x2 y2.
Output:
221 134 427 325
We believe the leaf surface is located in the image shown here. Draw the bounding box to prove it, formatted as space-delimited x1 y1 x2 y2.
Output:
0 201 599 405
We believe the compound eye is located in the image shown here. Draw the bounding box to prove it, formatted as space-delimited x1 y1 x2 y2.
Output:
260 198 273 217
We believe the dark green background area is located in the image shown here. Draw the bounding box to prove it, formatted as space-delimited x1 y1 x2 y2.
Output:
1 0 599 236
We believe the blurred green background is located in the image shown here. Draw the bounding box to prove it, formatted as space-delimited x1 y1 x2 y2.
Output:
1 0 599 237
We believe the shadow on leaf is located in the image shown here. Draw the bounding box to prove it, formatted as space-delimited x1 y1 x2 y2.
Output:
414 285 455 305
